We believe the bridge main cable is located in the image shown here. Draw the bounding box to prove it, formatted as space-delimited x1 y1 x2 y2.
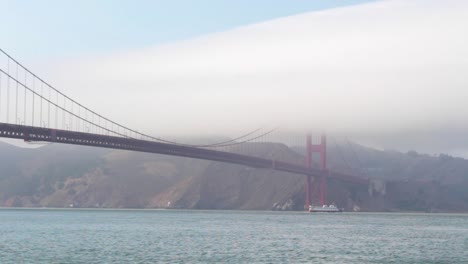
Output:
0 49 273 148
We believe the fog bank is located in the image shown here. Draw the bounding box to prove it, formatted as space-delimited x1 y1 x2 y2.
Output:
47 0 468 155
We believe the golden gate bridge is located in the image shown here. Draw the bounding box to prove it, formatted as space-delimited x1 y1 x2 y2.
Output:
0 49 368 210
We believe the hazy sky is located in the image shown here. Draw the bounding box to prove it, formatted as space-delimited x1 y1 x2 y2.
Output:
2 0 468 156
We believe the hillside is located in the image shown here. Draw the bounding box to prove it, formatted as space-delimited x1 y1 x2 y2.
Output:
0 140 467 212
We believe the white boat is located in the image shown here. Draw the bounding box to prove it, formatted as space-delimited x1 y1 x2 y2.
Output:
309 204 343 213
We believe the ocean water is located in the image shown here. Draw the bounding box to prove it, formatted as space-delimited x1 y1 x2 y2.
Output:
0 209 467 263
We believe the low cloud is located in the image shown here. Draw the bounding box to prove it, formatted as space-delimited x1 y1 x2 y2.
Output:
47 0 468 155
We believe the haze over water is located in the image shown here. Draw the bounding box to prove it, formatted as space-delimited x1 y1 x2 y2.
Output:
0 209 466 263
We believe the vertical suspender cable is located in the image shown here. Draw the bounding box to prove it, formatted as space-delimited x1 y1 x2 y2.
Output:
77 105 80 132
15 63 18 124
84 108 87 132
70 101 73 130
40 82 43 127
63 97 66 130
32 77 35 126
24 71 27 125
6 59 9 123
48 84 51 127
55 91 58 128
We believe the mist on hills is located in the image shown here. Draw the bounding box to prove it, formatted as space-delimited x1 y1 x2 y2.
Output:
1 141 467 212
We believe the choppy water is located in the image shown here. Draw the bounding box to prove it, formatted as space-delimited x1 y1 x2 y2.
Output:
0 209 467 263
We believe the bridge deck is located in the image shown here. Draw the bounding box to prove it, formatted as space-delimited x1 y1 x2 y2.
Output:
0 122 368 185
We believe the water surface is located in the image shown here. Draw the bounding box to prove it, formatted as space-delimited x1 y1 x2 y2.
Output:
0 209 467 263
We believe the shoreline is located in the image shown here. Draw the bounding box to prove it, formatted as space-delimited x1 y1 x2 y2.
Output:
1 207 468 215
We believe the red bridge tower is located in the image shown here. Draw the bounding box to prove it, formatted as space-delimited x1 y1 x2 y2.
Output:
305 133 327 209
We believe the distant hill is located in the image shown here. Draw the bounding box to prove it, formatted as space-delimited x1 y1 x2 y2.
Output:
0 140 467 212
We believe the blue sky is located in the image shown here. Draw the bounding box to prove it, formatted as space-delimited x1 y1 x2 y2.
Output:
2 0 375 61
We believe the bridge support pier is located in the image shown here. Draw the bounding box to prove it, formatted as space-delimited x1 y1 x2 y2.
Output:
305 133 327 209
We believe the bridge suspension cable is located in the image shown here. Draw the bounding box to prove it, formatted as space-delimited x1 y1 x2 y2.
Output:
206 127 278 148
345 137 370 178
331 136 356 175
0 48 274 149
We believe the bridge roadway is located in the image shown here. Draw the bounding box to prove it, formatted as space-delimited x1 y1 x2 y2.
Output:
0 122 367 185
